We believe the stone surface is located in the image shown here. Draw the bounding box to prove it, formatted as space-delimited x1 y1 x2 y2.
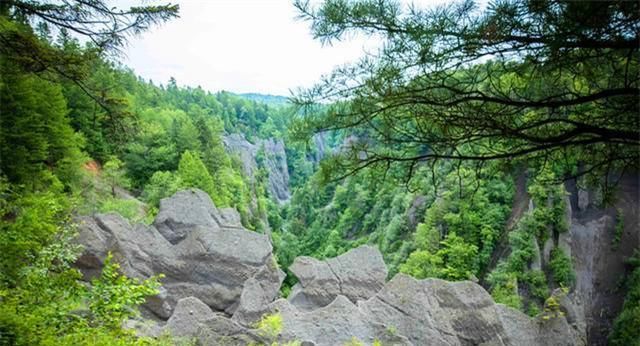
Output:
75 189 282 319
224 133 290 203
164 296 261 345
267 274 584 346
530 238 542 271
232 264 286 325
288 245 387 310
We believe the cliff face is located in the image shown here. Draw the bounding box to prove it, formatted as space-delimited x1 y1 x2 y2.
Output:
566 174 639 345
224 133 290 204
494 172 640 346
76 189 586 346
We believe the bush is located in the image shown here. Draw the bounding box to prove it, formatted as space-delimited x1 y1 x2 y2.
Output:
88 253 163 329
255 313 283 341
609 253 640 346
98 197 144 224
549 248 575 287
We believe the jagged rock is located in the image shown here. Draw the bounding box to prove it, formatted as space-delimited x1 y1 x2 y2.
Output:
288 245 387 310
75 189 282 319
164 297 215 337
531 238 542 271
266 274 583 346
543 237 554 266
558 195 573 256
312 133 327 163
219 208 243 228
274 295 413 346
163 297 261 345
224 134 290 203
153 189 218 244
232 264 286 325
406 195 427 229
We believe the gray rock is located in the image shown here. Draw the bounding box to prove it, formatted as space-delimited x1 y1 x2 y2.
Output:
265 274 582 346
224 134 291 203
577 189 589 211
164 296 216 338
406 195 427 230
543 237 554 267
232 264 286 325
530 238 542 271
164 296 261 345
153 189 218 244
288 245 387 310
219 208 244 228
75 189 283 319
312 133 327 163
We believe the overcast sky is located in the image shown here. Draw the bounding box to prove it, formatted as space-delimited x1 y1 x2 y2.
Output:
122 0 451 95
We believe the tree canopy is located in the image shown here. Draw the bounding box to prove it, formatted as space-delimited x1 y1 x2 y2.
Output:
292 0 639 183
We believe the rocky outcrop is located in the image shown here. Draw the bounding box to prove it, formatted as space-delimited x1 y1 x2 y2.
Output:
264 274 583 346
131 278 584 346
287 245 387 310
76 188 586 345
224 133 290 203
163 297 261 345
559 173 639 345
75 189 283 319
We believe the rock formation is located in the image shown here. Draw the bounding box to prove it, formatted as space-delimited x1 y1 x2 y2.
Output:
76 188 587 345
268 274 584 346
75 189 283 318
287 245 387 310
223 133 290 203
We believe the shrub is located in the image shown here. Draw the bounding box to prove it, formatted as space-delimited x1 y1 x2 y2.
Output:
549 248 575 287
609 252 640 346
88 253 163 329
255 313 283 341
98 197 143 223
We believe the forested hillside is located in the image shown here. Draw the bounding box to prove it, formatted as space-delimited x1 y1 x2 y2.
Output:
1 0 638 345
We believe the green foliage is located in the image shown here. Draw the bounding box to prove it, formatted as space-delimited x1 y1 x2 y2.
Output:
343 337 365 346
437 232 479 280
400 250 443 280
255 313 283 341
0 70 85 190
291 0 639 185
102 156 131 197
541 295 564 320
490 272 523 311
612 208 624 249
98 198 145 224
142 171 182 207
609 252 640 346
177 150 216 197
549 248 576 287
88 253 163 329
0 183 168 346
0 181 72 285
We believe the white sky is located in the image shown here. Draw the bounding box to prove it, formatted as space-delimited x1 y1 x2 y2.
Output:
121 0 452 95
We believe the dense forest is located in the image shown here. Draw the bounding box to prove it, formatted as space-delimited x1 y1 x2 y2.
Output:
1 0 639 345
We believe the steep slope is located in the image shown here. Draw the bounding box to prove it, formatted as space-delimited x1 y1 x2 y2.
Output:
224 133 291 203
567 174 640 344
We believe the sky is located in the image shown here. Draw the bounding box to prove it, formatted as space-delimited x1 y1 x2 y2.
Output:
121 0 451 96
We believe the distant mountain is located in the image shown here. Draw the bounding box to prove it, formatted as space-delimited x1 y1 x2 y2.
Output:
236 93 290 106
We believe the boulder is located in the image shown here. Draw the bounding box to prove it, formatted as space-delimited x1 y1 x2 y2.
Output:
288 245 387 310
75 189 283 319
164 296 261 345
263 274 583 346
232 264 286 325
153 189 218 244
